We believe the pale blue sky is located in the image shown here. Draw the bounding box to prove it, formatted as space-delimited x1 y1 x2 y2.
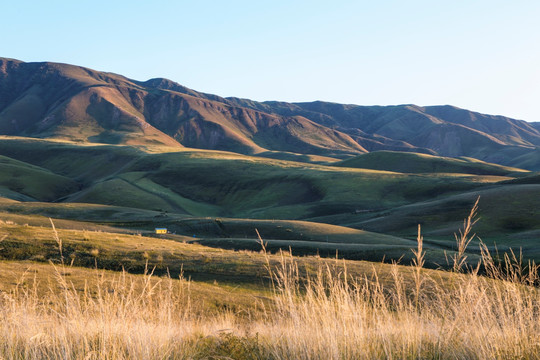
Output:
2 1 540 121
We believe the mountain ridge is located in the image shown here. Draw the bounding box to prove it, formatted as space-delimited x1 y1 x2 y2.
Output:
1 57 540 168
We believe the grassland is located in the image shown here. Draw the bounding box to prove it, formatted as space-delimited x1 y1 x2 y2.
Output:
0 138 504 217
0 136 539 358
0 137 538 266
0 218 538 359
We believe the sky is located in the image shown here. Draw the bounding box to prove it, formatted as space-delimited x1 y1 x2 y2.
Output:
2 0 540 121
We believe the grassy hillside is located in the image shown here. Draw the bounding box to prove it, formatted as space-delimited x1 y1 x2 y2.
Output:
0 137 504 220
0 218 452 283
0 154 79 201
0 137 536 265
122 150 505 220
0 204 439 264
336 186 540 261
334 151 529 176
0 137 144 184
253 150 341 164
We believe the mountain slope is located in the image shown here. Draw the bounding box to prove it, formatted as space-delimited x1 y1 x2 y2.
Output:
2 57 540 167
232 100 540 161
0 58 366 157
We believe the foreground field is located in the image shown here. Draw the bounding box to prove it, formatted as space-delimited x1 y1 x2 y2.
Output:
1 247 539 359
1 206 539 359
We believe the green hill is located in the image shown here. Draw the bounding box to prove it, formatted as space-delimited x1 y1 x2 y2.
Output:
0 154 79 201
0 136 536 265
0 137 503 220
338 185 540 261
333 151 529 176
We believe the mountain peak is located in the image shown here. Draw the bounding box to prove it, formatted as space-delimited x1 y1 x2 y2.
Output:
142 77 189 91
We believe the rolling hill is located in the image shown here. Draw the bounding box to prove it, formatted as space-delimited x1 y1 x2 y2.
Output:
0 137 502 219
0 135 537 265
333 151 528 175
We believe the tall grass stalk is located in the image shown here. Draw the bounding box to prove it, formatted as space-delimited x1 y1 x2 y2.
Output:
49 217 63 266
452 196 479 272
411 224 425 309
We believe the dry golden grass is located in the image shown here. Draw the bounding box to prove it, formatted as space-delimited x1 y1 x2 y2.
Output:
0 265 242 359
1 249 539 359
1 212 539 359
258 251 540 359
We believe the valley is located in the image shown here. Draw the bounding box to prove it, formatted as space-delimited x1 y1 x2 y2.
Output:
1 57 539 359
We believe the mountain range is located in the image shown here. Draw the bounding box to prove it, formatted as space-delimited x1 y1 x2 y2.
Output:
2 57 540 169
2 57 540 265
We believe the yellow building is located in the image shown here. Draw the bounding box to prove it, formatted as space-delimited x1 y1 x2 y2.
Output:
155 228 167 234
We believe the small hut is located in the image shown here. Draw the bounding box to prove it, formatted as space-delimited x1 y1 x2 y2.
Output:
155 228 167 234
